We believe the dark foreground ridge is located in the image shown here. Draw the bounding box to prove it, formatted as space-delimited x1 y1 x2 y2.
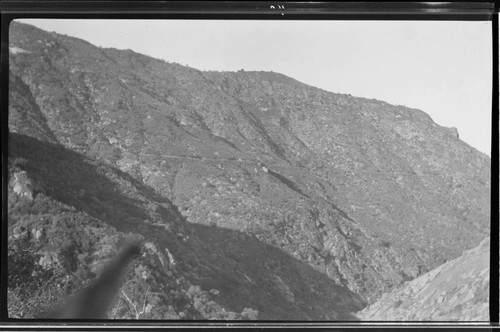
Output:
8 133 363 320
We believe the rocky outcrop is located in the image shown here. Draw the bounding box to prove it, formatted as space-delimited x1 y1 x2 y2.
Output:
448 126 460 139
11 171 34 200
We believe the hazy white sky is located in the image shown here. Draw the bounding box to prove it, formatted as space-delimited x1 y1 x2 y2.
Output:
18 19 492 155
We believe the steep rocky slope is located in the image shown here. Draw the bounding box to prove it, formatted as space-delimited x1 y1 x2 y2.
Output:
357 237 490 321
7 21 491 319
8 133 362 320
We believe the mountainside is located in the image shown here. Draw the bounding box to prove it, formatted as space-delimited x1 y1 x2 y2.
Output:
357 237 490 321
8 132 362 320
7 21 491 319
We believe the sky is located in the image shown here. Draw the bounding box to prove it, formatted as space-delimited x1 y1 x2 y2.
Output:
17 19 493 156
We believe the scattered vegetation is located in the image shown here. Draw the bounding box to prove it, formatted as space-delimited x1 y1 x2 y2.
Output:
7 21 491 320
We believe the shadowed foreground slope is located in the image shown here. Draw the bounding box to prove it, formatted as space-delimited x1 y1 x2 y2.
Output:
8 133 363 320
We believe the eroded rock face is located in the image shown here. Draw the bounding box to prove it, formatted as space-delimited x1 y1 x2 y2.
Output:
448 127 460 139
357 237 490 321
7 21 491 319
12 171 34 199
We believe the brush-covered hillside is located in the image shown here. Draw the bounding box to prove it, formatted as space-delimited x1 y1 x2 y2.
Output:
357 237 490 321
7 21 491 320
